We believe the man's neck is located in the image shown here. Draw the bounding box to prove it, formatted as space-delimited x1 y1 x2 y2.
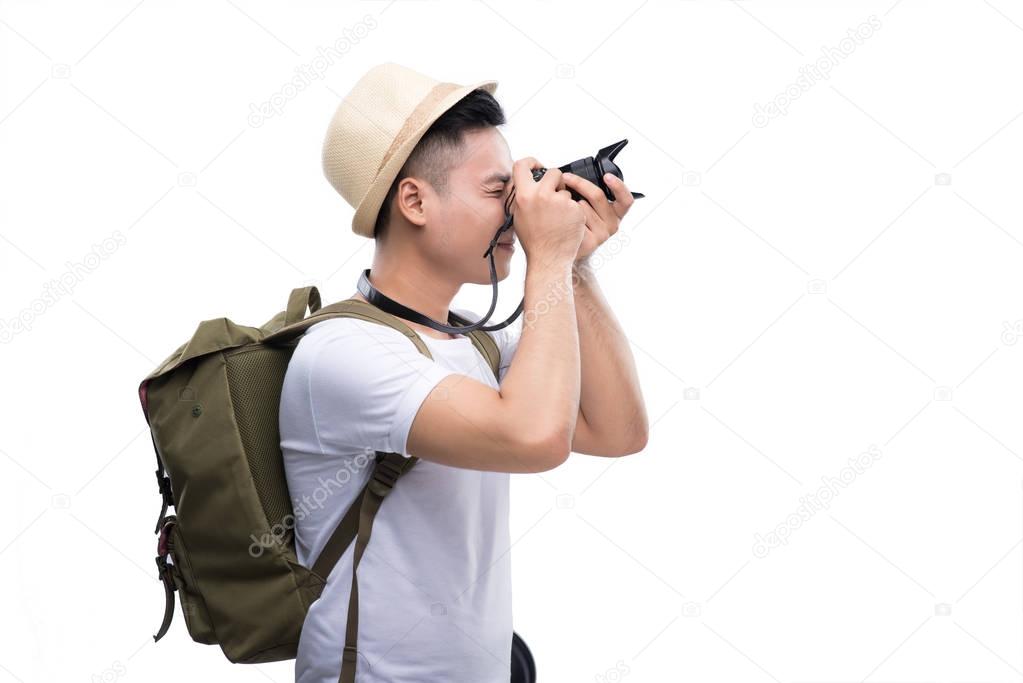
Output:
353 250 462 340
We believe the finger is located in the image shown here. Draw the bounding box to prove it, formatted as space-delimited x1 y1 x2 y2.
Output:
536 167 563 193
511 157 543 192
576 198 605 237
562 172 605 205
563 172 615 222
603 173 635 218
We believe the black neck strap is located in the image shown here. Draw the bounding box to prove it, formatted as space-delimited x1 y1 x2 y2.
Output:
357 267 522 335
357 201 523 335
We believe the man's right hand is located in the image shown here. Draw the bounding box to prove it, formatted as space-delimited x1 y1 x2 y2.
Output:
510 157 586 263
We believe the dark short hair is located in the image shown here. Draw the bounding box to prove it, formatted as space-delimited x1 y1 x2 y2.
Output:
373 88 506 240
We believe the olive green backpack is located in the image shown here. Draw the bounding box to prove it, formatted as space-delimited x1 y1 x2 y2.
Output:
137 286 501 673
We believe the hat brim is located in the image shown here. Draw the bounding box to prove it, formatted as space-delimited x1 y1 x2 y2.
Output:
352 79 499 239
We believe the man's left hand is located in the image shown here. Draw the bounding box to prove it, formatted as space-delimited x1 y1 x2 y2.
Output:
560 172 636 263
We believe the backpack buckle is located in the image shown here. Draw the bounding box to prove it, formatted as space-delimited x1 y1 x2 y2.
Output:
371 458 403 493
154 470 174 533
156 471 173 499
341 645 358 663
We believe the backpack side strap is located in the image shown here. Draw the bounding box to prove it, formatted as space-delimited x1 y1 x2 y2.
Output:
336 452 416 683
308 452 416 579
153 516 178 641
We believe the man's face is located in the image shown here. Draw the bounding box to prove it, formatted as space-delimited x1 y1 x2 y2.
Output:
422 127 515 286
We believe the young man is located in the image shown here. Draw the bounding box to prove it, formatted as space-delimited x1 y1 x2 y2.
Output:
280 63 648 683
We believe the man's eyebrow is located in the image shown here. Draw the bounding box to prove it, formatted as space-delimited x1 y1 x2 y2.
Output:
482 172 511 185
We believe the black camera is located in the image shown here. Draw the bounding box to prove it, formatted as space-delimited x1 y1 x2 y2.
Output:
530 138 645 202
484 138 645 264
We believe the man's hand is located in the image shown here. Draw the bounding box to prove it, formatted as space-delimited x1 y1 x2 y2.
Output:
511 157 586 264
561 172 636 263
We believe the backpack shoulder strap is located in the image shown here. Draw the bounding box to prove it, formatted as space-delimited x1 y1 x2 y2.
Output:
269 299 501 382
467 330 500 382
264 298 433 358
447 310 501 382
289 298 432 683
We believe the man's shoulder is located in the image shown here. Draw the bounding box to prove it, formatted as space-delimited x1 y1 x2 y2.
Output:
295 307 518 359
288 315 417 371
304 315 407 343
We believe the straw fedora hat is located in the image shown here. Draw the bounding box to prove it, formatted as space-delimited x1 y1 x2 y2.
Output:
321 62 499 239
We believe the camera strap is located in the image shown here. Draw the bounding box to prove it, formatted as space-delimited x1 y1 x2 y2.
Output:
356 197 524 335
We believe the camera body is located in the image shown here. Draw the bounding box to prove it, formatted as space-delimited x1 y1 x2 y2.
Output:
530 138 644 202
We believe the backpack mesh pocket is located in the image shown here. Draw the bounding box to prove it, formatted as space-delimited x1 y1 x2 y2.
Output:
224 345 296 540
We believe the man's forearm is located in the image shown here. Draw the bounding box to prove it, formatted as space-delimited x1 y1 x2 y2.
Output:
572 259 648 452
498 255 581 453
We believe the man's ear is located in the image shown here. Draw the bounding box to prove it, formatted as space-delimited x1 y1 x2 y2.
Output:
395 177 428 228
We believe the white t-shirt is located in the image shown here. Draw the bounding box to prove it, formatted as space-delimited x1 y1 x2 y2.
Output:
279 306 522 683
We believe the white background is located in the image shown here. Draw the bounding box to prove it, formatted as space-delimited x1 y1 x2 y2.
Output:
2 1 1022 681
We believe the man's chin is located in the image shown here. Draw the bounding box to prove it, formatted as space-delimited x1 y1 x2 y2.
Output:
464 266 511 286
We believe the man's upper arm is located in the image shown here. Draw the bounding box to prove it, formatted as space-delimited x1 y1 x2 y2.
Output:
406 310 567 472
405 373 563 473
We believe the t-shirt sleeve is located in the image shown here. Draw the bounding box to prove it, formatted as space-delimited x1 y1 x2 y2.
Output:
306 320 457 458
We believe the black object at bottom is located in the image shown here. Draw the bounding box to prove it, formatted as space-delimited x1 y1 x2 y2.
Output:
511 631 536 683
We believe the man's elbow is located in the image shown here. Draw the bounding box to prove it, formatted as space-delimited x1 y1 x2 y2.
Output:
521 426 572 472
618 407 649 456
619 428 648 455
